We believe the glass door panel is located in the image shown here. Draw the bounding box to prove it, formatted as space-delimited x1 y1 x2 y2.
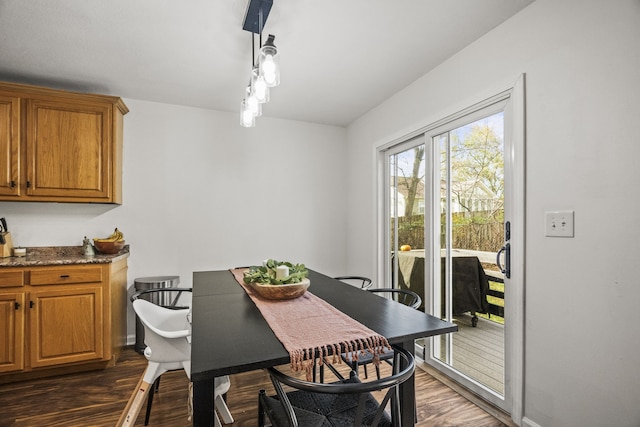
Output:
433 111 505 396
388 137 426 303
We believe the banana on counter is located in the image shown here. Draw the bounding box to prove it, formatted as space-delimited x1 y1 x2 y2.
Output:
94 228 125 243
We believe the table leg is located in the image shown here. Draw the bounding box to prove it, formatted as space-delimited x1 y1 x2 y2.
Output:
398 340 417 426
192 378 214 426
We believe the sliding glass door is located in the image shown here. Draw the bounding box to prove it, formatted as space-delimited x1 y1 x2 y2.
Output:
381 84 525 416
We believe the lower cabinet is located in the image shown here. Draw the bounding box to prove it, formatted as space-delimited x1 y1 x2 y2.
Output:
29 286 104 368
0 259 127 380
0 292 25 373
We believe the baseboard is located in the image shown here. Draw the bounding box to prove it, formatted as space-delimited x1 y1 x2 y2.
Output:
521 417 542 427
126 334 136 346
417 361 518 427
0 360 111 385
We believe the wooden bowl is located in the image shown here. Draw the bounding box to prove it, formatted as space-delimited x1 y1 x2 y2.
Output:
93 240 125 254
249 278 310 300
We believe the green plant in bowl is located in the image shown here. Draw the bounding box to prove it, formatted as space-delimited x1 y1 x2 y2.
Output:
243 259 308 285
243 259 310 300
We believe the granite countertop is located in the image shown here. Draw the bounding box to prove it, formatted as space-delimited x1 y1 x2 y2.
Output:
0 245 130 267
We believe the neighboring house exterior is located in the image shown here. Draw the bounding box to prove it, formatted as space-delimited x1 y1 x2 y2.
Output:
444 180 502 215
391 176 425 217
392 176 501 217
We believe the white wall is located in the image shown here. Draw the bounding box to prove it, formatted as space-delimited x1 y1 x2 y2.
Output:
346 0 640 426
1 99 349 341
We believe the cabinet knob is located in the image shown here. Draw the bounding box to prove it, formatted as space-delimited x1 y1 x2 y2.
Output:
29 301 35 308
26 181 31 188
10 180 16 188
15 302 20 310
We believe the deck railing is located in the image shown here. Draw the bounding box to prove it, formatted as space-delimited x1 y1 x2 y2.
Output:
484 272 504 321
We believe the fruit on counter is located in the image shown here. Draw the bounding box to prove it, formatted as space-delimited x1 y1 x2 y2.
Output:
94 228 125 243
400 244 412 251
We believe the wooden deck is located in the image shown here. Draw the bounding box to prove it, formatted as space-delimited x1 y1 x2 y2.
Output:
434 314 505 394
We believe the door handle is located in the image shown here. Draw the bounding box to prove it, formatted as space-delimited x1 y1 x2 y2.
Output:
496 243 511 279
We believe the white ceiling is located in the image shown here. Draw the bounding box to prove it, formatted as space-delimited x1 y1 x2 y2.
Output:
0 0 534 127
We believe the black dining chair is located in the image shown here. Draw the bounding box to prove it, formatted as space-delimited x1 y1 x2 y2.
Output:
258 345 415 427
367 288 422 310
342 288 422 380
334 275 373 289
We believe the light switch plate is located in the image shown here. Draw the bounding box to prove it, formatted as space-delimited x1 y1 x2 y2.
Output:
545 210 574 237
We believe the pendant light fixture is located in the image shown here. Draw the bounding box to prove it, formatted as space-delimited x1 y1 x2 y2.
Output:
240 0 280 128
259 34 280 88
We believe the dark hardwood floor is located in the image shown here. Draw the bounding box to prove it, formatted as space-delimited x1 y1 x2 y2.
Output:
0 347 509 426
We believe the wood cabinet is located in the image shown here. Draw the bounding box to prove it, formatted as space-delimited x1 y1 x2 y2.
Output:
0 81 128 204
29 266 104 368
0 95 20 197
0 292 25 373
0 260 128 380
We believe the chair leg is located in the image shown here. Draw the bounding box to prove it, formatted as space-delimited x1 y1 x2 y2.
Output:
258 390 266 427
216 393 234 424
324 360 346 381
360 362 368 379
144 377 160 425
115 369 152 427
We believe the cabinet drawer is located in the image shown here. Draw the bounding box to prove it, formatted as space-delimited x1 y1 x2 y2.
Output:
0 270 24 287
30 266 103 285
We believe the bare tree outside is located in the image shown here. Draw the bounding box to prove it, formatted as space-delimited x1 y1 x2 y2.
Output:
392 115 504 252
449 119 504 252
451 124 504 219
401 146 425 219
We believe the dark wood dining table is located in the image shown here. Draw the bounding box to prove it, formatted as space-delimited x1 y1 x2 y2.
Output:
190 268 457 426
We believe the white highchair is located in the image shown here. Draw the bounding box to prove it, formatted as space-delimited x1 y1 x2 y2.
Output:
118 298 233 426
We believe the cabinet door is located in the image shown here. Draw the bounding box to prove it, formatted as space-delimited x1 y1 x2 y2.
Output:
0 95 20 197
0 292 25 373
29 286 104 368
26 98 112 200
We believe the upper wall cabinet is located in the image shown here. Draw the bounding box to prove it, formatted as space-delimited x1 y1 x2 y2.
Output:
0 82 128 204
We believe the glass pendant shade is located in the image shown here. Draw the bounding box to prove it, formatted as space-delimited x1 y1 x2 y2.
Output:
246 85 262 117
240 99 255 127
259 34 280 88
252 67 270 103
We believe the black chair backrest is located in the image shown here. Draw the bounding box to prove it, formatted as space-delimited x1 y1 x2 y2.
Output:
334 275 373 289
367 288 422 310
267 345 415 426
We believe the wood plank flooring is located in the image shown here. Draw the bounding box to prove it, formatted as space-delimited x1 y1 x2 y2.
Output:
0 347 509 426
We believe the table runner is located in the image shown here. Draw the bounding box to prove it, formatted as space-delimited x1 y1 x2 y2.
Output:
230 268 390 378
